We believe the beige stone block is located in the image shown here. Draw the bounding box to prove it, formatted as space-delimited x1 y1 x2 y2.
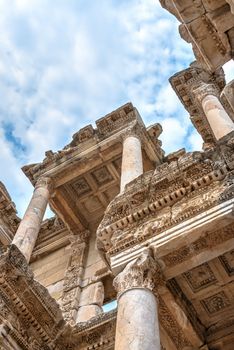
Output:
79 282 104 307
41 269 66 287
34 261 67 282
50 290 63 301
76 305 102 323
30 247 70 274
202 0 226 11
175 0 205 22
227 0 234 14
47 280 64 295
207 6 234 33
32 251 69 275
83 259 104 280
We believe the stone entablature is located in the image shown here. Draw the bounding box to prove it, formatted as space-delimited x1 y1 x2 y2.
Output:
0 0 234 348
159 0 234 72
169 64 229 144
0 182 20 243
22 103 164 187
97 135 234 256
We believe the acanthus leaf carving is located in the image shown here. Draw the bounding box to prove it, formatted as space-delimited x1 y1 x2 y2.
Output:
113 248 164 297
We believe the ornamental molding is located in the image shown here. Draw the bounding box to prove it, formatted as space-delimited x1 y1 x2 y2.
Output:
159 1 233 72
0 182 20 236
61 231 90 324
97 138 234 257
97 164 229 254
162 221 234 268
158 296 193 350
57 310 117 350
0 244 66 349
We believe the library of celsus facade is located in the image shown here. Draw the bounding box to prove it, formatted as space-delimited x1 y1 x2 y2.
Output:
1 1 234 349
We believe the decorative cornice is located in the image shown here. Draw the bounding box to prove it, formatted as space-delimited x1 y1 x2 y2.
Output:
21 103 138 184
57 310 117 349
0 245 65 349
160 1 233 72
97 157 228 254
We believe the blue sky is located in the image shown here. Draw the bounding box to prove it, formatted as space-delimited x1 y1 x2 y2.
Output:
0 0 234 217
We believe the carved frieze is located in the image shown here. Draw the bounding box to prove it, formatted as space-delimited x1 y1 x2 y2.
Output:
61 231 89 324
97 146 234 256
158 297 193 350
57 310 117 350
71 125 95 146
163 222 234 268
96 103 135 137
0 182 20 236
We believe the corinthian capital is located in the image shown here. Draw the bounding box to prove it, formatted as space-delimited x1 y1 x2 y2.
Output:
192 82 220 104
35 177 53 191
113 248 164 298
121 122 144 142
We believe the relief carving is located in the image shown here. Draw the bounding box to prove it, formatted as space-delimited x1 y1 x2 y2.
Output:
61 231 89 324
183 263 217 292
201 291 231 314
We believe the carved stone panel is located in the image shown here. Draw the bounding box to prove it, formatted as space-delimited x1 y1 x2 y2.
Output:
183 263 217 292
219 250 234 275
92 166 113 186
201 291 231 314
71 178 91 197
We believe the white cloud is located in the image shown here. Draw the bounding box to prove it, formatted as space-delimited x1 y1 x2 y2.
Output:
188 131 203 151
223 60 234 83
0 0 198 217
160 117 187 152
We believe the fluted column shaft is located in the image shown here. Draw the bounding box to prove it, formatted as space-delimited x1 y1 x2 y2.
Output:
194 82 234 140
113 249 162 350
12 177 51 262
120 134 143 192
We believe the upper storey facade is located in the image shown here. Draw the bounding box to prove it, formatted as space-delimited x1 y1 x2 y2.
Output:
0 1 234 349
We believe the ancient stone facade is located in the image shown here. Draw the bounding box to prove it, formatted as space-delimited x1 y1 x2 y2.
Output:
0 1 234 349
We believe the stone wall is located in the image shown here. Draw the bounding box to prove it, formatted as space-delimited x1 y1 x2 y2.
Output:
30 245 70 302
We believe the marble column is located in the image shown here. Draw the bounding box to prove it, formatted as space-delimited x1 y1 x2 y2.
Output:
12 177 51 262
194 82 234 140
113 249 162 350
120 132 143 192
